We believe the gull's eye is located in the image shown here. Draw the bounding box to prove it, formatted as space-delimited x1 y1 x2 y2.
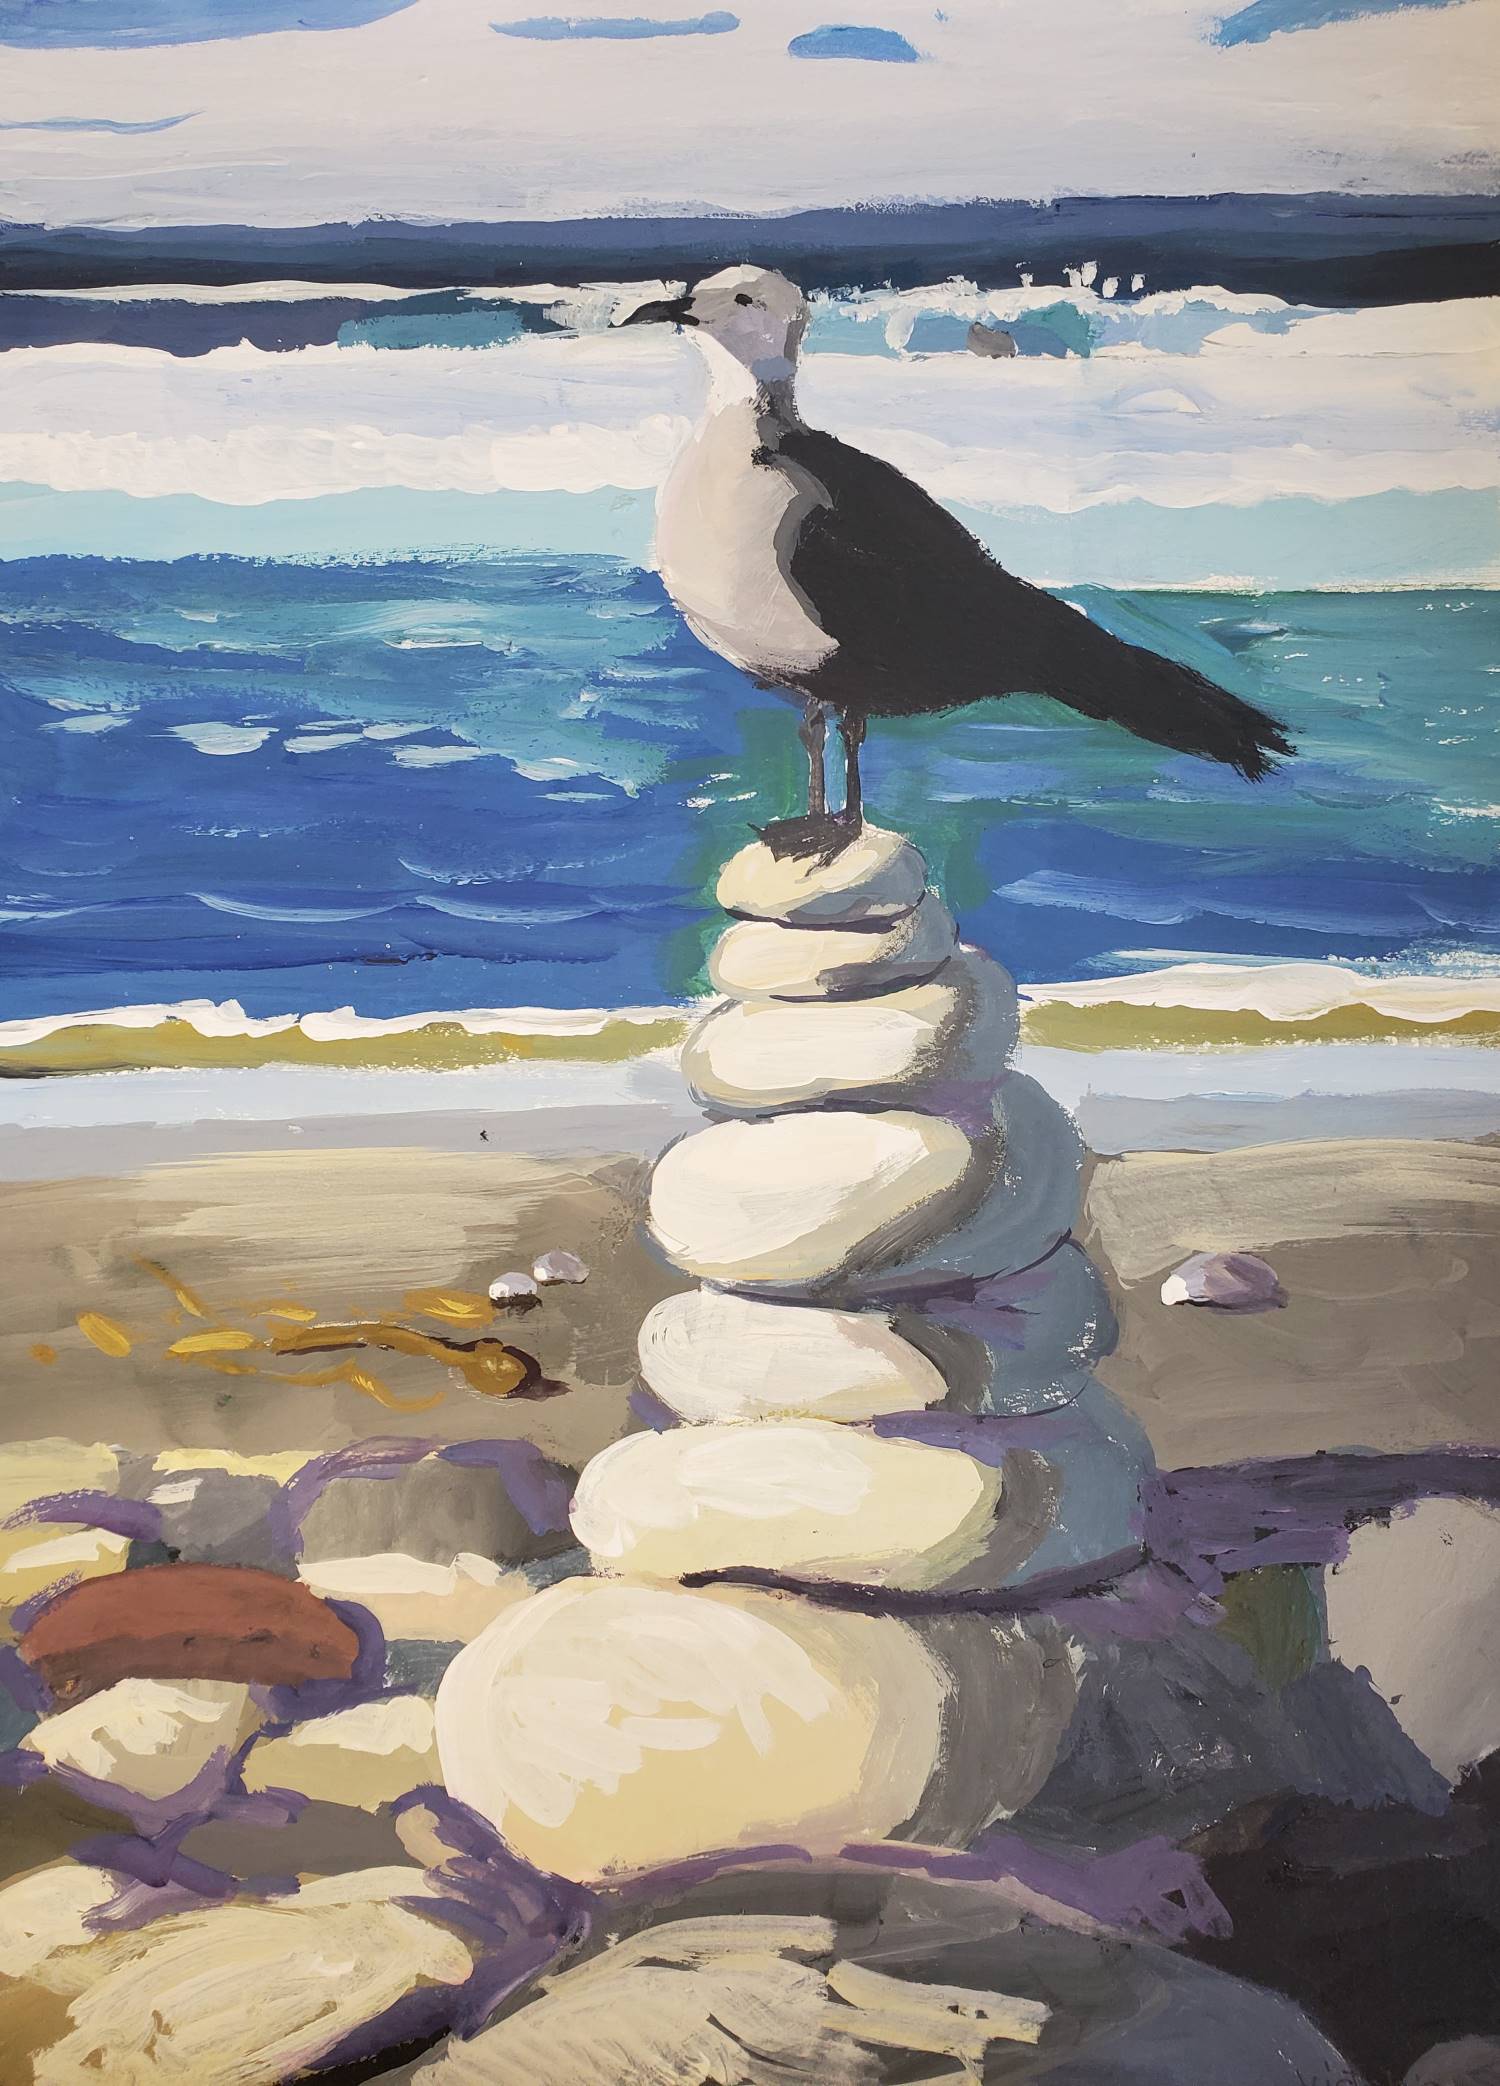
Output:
734 293 755 307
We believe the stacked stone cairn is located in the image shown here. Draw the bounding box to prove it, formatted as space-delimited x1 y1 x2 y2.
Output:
435 825 1153 1887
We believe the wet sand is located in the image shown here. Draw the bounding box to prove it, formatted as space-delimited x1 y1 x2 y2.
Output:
0 1126 1494 1474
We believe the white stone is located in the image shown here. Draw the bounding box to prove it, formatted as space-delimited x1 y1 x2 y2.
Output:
488 1270 539 1303
571 1419 1001 1590
0 1864 121 1980
532 1249 589 1285
684 946 1019 1115
648 1108 987 1289
434 1578 951 1882
709 891 957 1002
15 1868 473 2080
415 1916 1051 2083
857 1074 1084 1300
716 822 928 925
297 1551 533 1643
241 1695 440 1810
1325 1498 1500 1784
23 1678 262 1802
637 1288 947 1423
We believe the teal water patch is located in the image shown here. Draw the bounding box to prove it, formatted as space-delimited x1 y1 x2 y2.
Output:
0 483 656 564
3 483 1491 591
956 490 1500 592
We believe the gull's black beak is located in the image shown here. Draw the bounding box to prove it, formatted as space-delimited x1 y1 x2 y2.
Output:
616 292 697 328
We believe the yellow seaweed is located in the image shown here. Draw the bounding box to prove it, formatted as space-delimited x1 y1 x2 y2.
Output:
77 1312 133 1359
167 1329 263 1357
270 1320 533 1399
402 1288 494 1327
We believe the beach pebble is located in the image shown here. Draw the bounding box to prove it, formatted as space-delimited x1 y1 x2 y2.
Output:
297 1551 533 1645
487 1270 540 1304
412 1915 1050 2083
241 1694 440 1811
1 1439 130 1635
141 1466 284 1571
637 1288 948 1423
1405 2039 1500 2086
648 1108 986 1290
19 1563 363 1703
2 1528 132 1637
709 891 957 1001
435 1579 948 1881
1325 1498 1500 1785
297 1450 571 1573
531 1248 589 1285
716 821 928 925
854 1074 1084 1300
22 1677 262 1803
6 1867 473 2081
1160 1250 1286 1309
683 946 1019 1115
572 1419 1002 1591
0 1863 121 1981
0 1438 121 1522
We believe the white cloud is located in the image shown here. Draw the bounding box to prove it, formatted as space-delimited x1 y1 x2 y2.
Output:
0 0 1492 227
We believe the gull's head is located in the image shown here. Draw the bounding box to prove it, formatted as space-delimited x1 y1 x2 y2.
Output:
618 266 808 387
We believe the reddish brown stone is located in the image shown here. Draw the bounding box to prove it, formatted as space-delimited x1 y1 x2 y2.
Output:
19 1564 362 1702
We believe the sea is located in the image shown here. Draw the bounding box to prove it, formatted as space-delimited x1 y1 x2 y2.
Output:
1 224 1497 1062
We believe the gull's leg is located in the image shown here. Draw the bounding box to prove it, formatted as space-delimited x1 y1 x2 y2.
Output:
839 711 866 828
799 699 827 818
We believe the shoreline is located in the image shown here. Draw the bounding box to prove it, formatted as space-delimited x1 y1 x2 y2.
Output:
3 961 1498 1081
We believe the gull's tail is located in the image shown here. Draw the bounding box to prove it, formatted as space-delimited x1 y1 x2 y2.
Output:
1025 599 1294 780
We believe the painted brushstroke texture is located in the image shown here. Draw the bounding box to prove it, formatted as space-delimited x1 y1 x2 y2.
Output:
1214 0 1467 43
0 0 419 47
0 113 196 133
0 3 1489 222
787 23 922 60
493 11 738 37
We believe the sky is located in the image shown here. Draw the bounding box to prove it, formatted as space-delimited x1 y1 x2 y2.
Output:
0 0 1494 229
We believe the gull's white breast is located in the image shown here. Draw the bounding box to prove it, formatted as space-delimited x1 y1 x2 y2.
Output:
654 401 835 684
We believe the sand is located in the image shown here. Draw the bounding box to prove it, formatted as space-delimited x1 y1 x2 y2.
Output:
0 1124 1494 1475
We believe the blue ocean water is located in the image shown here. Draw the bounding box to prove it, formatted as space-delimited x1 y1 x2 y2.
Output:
1 556 1496 1021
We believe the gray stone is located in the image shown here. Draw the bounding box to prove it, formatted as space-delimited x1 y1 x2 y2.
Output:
297 1452 564 1570
855 1073 1084 1300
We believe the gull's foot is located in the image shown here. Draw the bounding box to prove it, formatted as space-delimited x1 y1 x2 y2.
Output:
755 810 862 863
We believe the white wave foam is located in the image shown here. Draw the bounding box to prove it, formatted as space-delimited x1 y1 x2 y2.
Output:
0 302 1492 518
0 997 685 1050
1028 962 1500 1024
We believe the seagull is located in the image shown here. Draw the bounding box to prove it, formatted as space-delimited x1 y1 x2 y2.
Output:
620 266 1292 856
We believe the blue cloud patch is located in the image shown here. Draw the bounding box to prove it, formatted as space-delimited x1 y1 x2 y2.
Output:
1213 0 1463 43
0 113 197 133
493 10 738 37
0 0 418 49
787 22 921 59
